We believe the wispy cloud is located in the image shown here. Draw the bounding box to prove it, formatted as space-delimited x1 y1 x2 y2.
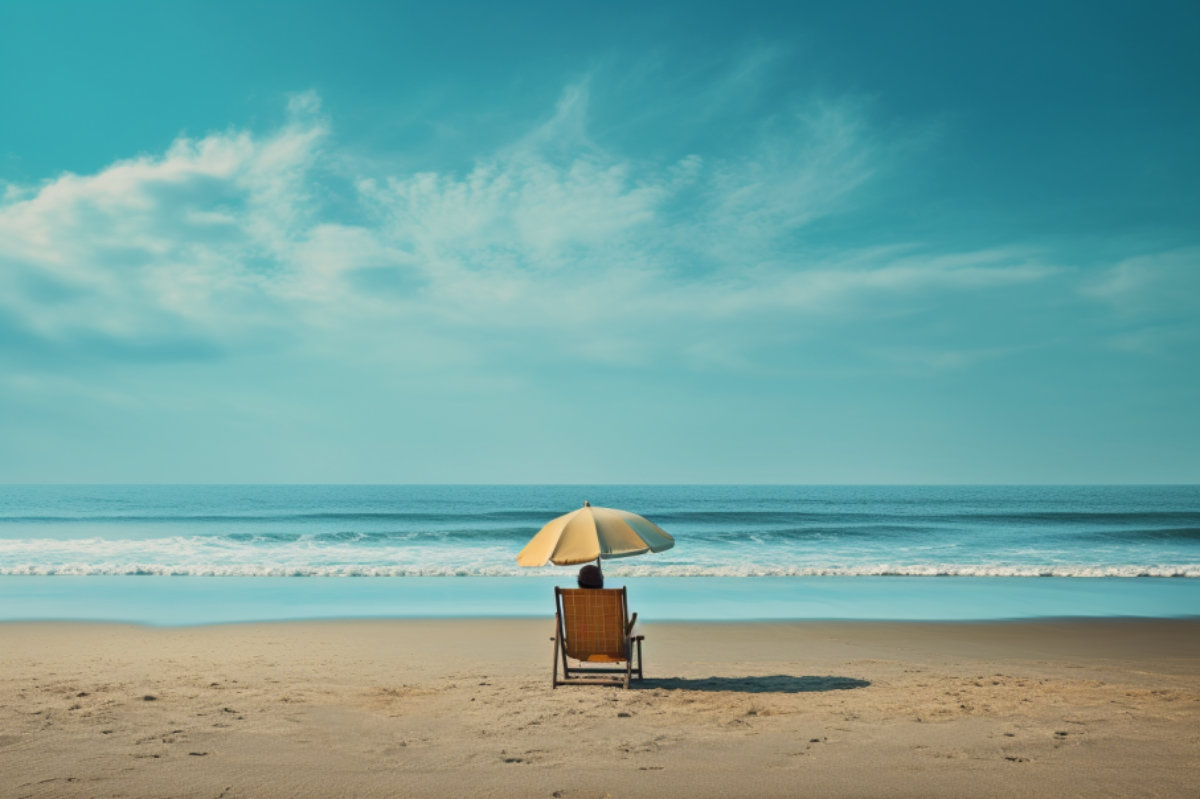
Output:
1083 248 1200 315
1081 248 1200 355
0 82 1072 375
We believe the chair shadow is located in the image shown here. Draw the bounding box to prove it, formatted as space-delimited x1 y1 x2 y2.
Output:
636 675 870 694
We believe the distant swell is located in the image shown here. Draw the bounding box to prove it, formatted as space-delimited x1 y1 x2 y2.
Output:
0 510 562 524
4 510 1196 537
1086 527 1200 542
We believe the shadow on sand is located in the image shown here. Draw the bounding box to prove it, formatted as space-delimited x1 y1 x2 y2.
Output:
637 675 870 694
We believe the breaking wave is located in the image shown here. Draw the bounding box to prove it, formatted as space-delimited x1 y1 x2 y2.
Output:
0 533 1196 579
3 485 1197 581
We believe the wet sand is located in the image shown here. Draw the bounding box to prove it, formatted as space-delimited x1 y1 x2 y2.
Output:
2 618 1198 797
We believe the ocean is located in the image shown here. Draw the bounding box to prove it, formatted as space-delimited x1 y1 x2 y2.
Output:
1 484 1198 624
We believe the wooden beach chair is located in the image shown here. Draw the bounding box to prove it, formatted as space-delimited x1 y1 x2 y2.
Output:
552 587 645 688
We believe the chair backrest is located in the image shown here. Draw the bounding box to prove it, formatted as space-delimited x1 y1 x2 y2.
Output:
556 587 629 661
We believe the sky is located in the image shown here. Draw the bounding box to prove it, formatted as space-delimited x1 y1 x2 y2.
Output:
1 0 1197 484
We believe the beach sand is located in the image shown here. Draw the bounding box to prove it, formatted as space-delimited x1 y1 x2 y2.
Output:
2 618 1198 798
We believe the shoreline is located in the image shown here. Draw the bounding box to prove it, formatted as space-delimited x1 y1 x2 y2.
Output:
4 618 1198 797
5 574 1199 624
5 613 1200 623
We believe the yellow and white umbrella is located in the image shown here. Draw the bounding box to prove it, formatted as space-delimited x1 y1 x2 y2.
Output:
517 501 675 567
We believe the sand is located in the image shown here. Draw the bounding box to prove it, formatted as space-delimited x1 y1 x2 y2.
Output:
2 617 1198 798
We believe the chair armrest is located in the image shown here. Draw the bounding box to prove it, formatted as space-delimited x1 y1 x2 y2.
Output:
626 611 638 637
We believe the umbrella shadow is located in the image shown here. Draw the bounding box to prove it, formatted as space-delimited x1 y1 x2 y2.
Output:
636 675 870 694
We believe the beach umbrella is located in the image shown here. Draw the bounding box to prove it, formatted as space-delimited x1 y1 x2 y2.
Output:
516 501 675 567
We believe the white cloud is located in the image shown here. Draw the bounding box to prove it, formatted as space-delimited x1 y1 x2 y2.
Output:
656 250 1057 319
1083 248 1200 316
0 93 327 349
1080 248 1200 355
0 85 1063 371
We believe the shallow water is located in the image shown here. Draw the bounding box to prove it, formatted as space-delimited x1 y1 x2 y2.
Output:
1 484 1198 623
2 575 1197 625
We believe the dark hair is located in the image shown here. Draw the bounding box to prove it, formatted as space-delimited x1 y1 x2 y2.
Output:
577 564 604 589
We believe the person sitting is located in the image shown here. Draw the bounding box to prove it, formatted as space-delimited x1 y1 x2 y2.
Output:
577 563 603 589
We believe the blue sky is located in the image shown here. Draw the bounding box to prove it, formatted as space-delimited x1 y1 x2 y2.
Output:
1 0 1197 483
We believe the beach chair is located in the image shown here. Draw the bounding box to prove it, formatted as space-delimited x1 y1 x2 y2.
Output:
552 587 645 688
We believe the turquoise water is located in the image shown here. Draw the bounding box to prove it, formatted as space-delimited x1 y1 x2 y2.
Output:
2 576 1197 625
1 485 1197 623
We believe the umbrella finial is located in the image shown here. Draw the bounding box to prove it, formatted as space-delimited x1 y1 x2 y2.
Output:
584 500 590 507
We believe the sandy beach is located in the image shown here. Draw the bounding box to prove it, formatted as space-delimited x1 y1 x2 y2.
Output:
2 618 1198 798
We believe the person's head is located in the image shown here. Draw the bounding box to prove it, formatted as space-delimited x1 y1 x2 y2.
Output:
577 563 604 589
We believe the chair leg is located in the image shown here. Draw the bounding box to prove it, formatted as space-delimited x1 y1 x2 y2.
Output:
559 634 571 683
551 628 560 689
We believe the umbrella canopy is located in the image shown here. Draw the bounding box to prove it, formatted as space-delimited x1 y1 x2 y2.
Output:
517 501 675 566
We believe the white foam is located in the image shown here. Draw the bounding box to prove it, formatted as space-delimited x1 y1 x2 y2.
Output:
1 536 1197 578
1 562 1198 578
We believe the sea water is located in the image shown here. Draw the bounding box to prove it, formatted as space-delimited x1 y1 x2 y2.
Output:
1 485 1197 623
